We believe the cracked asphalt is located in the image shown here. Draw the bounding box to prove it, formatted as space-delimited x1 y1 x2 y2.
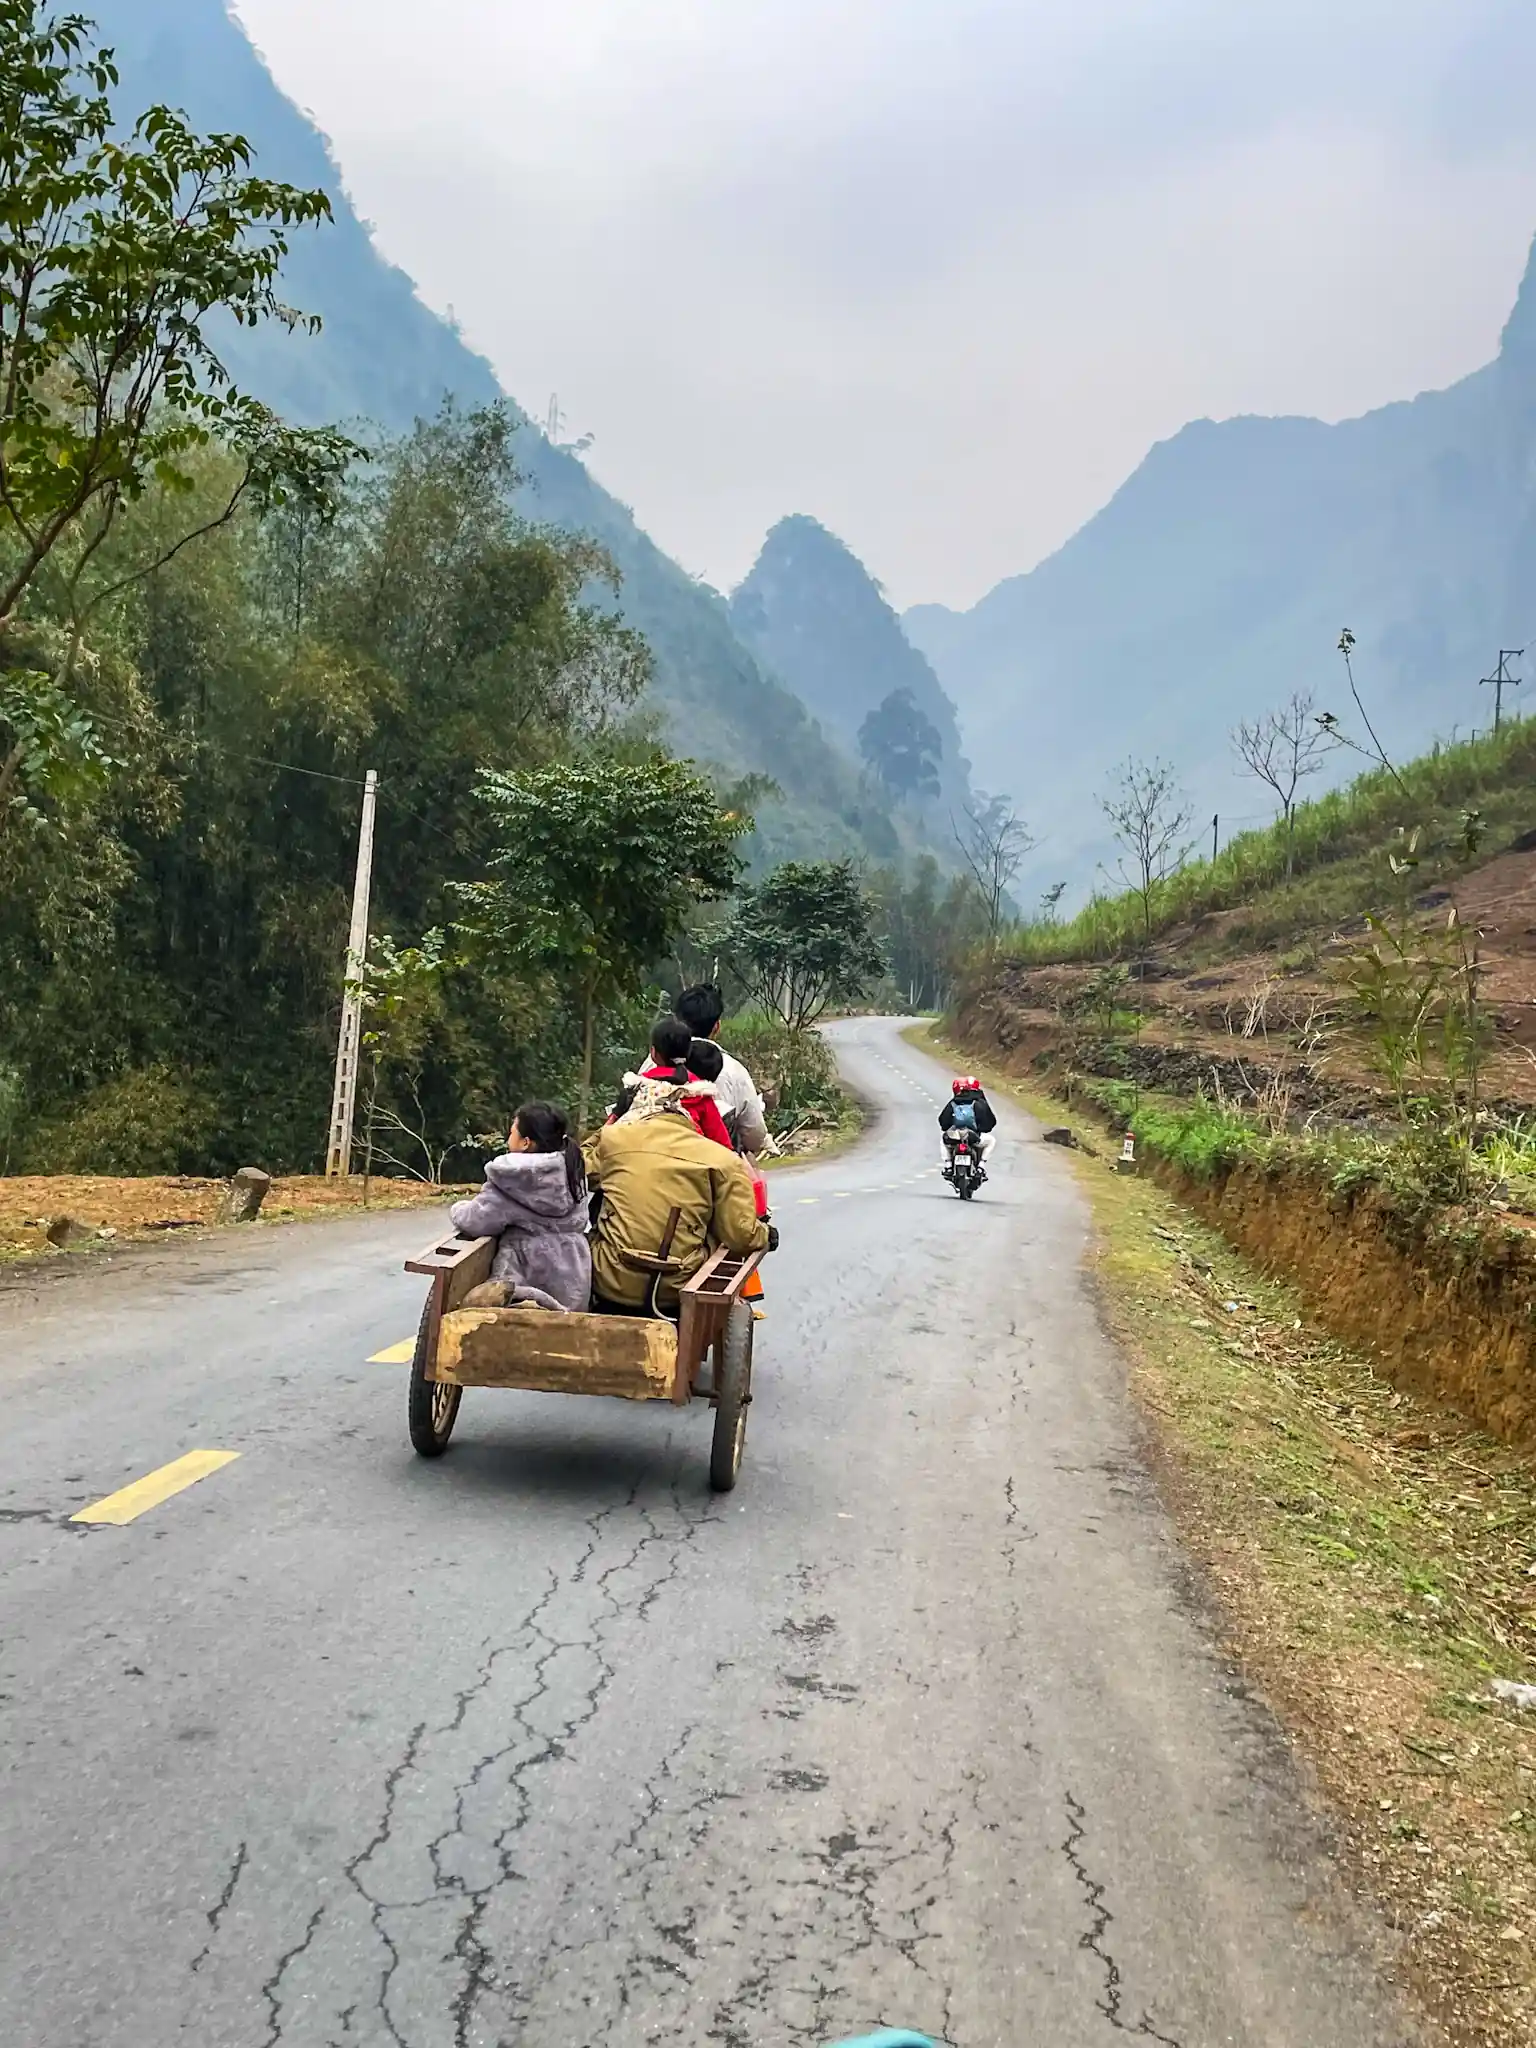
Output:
0 1017 1416 2047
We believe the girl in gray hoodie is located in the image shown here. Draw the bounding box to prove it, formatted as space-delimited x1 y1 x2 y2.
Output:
449 1101 592 1312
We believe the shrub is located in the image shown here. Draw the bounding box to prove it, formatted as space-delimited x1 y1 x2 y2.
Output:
31 1065 221 1175
718 1011 845 1134
1081 1080 1261 1179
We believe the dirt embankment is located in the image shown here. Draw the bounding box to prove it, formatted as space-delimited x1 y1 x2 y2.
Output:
954 963 1536 1458
977 845 1536 1126
0 1173 469 1262
1151 1155 1536 1452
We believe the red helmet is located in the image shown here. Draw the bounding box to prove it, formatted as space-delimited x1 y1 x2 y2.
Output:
952 1075 979 1094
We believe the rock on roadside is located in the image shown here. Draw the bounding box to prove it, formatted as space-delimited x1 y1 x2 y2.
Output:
223 1167 272 1224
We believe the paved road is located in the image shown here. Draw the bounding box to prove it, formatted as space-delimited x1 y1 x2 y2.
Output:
0 1018 1412 2048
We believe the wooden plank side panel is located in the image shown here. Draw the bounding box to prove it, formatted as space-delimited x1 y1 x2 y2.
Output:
405 1233 495 1283
434 1308 678 1400
674 1246 767 1400
676 1249 729 1403
443 1239 495 1310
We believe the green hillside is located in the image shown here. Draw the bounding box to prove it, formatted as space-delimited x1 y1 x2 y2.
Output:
1005 716 1536 966
92 0 906 869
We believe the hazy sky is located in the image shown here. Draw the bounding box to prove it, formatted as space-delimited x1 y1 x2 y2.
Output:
233 0 1536 611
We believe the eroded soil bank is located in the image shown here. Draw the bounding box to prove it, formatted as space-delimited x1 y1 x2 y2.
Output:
953 982 1536 1456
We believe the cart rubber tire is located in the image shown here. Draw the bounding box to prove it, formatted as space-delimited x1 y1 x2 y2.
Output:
709 1299 753 1492
408 1293 462 1456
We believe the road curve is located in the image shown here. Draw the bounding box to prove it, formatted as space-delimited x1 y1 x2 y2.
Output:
0 1017 1413 2047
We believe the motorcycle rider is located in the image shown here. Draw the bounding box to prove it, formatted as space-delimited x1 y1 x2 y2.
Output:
939 1075 997 1178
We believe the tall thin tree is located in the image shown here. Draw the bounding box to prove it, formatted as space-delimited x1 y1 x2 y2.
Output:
953 793 1035 952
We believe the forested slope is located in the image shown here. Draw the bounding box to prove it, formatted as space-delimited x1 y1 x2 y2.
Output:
730 516 976 828
92 0 902 868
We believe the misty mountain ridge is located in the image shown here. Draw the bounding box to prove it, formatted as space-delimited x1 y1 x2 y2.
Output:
729 515 978 824
92 0 921 871
906 236 1536 907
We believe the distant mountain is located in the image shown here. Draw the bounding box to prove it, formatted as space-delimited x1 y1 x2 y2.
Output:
93 0 911 870
906 237 1536 902
101 0 503 430
730 516 976 825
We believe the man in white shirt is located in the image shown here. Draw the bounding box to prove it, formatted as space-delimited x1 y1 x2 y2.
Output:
673 984 770 1158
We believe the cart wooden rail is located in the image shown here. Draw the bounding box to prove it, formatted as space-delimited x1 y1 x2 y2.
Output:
402 1231 765 1490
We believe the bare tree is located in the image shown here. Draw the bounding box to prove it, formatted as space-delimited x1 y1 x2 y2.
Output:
1100 758 1192 952
1232 690 1336 877
953 793 1036 951
1039 880 1067 924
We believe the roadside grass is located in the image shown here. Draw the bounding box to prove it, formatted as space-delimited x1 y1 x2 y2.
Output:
764 1093 867 1173
912 1021 1536 2048
1002 716 1536 966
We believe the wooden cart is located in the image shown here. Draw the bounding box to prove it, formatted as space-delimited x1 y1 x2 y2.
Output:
402 1232 765 1491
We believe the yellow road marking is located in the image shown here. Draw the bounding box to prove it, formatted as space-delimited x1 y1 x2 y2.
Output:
369 1338 416 1363
834 1191 852 1199
72 1450 240 1526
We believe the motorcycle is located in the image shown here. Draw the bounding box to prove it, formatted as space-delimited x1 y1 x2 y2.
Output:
943 1131 986 1201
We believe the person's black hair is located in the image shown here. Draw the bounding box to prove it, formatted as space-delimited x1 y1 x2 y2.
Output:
650 1015 693 1068
686 1037 724 1083
674 983 724 1038
512 1100 587 1204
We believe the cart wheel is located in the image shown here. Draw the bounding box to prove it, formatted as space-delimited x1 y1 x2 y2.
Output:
408 1294 462 1457
709 1299 753 1493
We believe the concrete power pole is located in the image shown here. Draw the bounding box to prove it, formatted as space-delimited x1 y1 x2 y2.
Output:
1480 648 1524 733
325 769 379 1177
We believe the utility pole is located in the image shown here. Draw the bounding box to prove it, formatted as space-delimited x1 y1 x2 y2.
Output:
325 769 379 1177
1480 648 1524 733
1211 813 1219 863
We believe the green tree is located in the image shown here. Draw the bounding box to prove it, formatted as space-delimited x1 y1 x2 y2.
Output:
306 403 648 757
0 0 356 853
0 662 114 825
0 406 657 1173
724 859 886 1032
858 686 942 799
873 855 988 1010
0 3 354 631
457 757 748 1124
351 930 460 1194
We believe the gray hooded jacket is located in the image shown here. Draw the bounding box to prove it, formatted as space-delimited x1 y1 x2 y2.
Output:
449 1151 592 1310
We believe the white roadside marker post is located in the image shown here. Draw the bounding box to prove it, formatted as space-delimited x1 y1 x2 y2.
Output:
325 768 379 1178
